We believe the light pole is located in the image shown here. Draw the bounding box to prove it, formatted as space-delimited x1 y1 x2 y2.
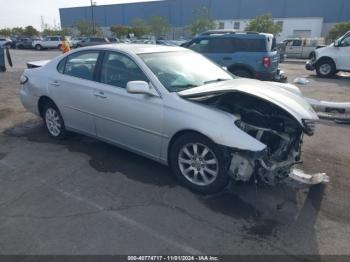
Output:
90 0 96 35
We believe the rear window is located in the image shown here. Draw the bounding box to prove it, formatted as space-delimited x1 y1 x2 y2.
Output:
208 38 267 53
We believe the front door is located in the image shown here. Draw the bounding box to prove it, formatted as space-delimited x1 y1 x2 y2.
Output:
93 51 164 159
285 40 303 58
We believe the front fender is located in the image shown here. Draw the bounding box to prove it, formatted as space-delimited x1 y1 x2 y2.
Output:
161 94 267 161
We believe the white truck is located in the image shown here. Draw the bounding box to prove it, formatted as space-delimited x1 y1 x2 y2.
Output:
32 36 71 50
306 31 350 77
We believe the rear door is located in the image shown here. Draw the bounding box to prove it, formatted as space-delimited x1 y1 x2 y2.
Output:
48 50 102 136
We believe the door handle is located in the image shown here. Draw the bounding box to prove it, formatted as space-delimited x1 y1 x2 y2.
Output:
94 90 107 99
49 81 60 87
223 57 232 60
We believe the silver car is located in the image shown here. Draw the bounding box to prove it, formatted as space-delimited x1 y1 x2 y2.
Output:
20 44 328 193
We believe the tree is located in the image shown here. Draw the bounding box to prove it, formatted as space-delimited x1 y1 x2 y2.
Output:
0 28 11 37
245 14 282 35
23 26 39 37
130 18 150 37
148 16 170 38
11 27 25 36
110 25 131 38
328 21 350 41
188 7 216 36
75 21 102 36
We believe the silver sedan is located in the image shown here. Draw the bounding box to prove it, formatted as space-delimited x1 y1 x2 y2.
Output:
20 44 327 193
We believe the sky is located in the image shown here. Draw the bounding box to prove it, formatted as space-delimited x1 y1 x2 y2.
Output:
0 0 158 30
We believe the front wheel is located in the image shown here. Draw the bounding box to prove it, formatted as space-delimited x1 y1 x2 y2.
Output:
43 102 68 140
169 133 229 194
316 60 336 78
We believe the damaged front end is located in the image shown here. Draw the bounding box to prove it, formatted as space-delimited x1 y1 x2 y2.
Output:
187 91 329 187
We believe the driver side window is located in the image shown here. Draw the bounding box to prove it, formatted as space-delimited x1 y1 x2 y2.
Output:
100 52 148 88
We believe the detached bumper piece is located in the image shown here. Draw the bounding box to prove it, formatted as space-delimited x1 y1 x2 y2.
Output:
305 60 315 71
273 69 288 83
288 169 329 185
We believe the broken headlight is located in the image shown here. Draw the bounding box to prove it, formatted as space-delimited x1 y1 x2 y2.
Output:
302 119 317 135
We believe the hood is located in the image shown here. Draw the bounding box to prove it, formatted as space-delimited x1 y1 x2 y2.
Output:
178 78 318 124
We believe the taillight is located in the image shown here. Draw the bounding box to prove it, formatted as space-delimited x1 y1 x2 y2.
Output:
263 57 271 68
20 75 28 84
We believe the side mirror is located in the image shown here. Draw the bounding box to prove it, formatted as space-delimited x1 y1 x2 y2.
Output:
222 66 228 71
126 81 158 96
334 40 340 47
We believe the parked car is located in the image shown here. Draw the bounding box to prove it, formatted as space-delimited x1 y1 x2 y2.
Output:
20 44 327 193
71 37 86 48
306 31 350 77
32 36 71 50
157 39 187 46
284 38 325 59
182 30 284 81
0 37 12 48
16 38 40 49
76 37 110 47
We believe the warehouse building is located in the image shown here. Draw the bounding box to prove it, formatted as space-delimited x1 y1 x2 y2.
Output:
59 0 350 40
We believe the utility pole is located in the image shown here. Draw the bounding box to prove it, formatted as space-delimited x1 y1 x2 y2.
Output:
90 0 95 35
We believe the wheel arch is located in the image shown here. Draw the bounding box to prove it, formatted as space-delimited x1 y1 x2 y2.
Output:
316 56 337 68
167 129 214 164
228 63 254 76
38 96 57 118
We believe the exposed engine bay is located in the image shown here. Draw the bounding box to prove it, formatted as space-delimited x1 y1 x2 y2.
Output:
187 91 328 186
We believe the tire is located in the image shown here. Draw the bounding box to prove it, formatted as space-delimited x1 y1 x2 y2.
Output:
35 44 43 51
169 133 230 194
230 68 253 78
316 60 336 78
43 101 68 140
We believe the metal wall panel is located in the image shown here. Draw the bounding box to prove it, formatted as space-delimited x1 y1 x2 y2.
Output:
60 0 350 28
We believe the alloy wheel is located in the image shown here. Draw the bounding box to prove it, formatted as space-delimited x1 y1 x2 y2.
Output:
178 143 219 186
45 108 62 137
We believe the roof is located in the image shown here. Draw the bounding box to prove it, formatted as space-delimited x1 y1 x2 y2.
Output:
83 43 186 54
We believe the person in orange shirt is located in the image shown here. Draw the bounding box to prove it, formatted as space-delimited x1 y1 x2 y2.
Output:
60 37 71 53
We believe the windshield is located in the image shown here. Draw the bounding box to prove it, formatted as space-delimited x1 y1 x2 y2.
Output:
139 51 234 92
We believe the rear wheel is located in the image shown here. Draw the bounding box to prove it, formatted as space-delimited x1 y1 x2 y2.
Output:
230 68 253 78
169 133 229 194
43 102 67 140
316 60 336 78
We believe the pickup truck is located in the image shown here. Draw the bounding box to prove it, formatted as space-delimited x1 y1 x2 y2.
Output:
32 36 71 50
306 31 350 77
284 38 325 59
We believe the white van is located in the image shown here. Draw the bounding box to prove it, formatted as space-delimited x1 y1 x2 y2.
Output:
306 31 350 77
